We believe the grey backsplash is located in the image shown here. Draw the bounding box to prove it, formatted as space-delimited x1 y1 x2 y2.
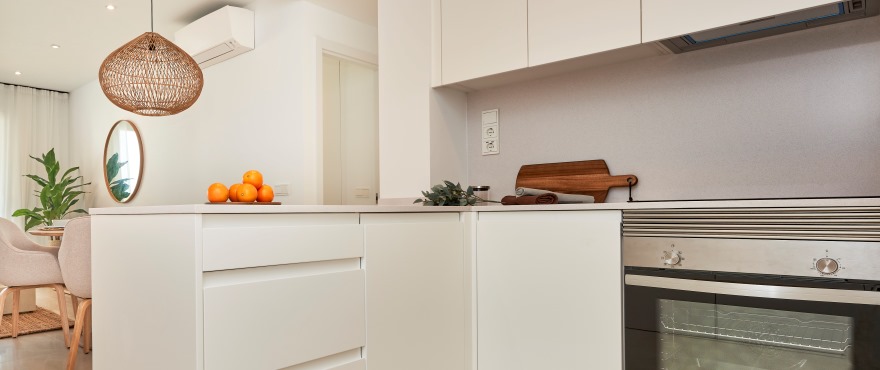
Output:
467 16 880 203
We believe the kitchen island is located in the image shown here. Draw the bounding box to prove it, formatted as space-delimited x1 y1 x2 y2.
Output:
90 198 880 370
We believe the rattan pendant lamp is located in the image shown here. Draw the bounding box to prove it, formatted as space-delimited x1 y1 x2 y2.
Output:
99 0 203 116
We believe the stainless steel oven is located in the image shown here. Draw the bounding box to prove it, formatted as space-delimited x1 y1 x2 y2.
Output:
623 207 880 370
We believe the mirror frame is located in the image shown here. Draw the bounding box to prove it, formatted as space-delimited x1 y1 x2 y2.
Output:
103 120 144 203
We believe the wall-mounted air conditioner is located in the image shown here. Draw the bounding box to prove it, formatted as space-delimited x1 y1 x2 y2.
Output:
174 6 254 69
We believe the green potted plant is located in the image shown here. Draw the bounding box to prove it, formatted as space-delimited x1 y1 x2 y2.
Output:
12 148 90 230
414 181 498 206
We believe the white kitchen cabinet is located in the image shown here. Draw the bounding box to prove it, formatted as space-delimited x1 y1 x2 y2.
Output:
363 213 467 370
642 0 839 42
440 0 528 84
476 210 623 370
528 0 641 67
92 212 366 370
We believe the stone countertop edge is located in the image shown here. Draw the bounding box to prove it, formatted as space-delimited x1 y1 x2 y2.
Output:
88 197 880 215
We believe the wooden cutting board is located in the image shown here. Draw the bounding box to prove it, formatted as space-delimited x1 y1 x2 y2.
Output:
515 160 637 203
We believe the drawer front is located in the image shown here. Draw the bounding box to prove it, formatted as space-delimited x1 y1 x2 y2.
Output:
204 267 366 370
280 348 364 370
203 223 363 271
327 359 365 370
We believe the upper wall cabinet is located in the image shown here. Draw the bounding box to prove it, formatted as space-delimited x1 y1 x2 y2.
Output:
528 0 641 67
441 0 528 85
642 0 840 42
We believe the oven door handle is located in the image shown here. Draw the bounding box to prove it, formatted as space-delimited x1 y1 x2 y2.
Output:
625 274 880 306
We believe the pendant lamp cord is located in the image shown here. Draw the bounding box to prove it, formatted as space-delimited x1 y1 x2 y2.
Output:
150 0 154 33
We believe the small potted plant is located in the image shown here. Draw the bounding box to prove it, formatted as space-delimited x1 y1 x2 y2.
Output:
12 148 90 230
414 181 498 206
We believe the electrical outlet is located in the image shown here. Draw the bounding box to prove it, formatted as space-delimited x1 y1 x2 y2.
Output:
482 124 498 139
482 139 499 155
481 109 500 155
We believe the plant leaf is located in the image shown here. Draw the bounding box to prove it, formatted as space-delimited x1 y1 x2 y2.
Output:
12 148 89 229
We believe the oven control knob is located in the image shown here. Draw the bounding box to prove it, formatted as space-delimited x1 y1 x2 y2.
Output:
815 258 840 275
661 250 682 267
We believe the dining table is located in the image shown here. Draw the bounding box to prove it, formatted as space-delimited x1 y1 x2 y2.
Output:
28 227 65 246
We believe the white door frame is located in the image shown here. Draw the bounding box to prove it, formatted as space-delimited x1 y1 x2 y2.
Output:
313 37 378 204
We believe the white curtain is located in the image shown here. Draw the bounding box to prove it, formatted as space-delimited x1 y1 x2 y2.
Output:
0 83 70 225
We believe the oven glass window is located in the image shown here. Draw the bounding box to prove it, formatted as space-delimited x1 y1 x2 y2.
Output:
657 299 854 370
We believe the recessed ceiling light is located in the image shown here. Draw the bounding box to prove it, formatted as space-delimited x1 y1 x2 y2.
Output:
14 71 21 76
106 4 115 10
51 44 61 49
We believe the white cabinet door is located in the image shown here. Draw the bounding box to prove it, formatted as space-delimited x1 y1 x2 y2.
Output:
363 213 466 370
642 0 839 42
441 0 528 84
528 0 641 67
203 264 365 370
477 211 623 370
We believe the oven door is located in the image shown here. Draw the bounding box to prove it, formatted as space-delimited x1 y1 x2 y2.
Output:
624 269 880 370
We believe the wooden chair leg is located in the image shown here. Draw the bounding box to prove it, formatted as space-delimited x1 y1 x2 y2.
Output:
70 294 78 318
83 304 92 354
66 299 91 370
52 284 71 347
11 288 20 338
0 287 10 329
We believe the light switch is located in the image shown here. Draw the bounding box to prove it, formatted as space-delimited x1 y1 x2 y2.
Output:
275 184 290 196
354 187 371 198
481 109 498 125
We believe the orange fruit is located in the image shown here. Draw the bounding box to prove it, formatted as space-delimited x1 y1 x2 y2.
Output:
256 184 274 202
207 183 229 203
237 183 258 202
228 183 241 202
242 170 263 190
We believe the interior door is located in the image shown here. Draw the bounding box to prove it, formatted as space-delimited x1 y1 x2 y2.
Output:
322 54 379 205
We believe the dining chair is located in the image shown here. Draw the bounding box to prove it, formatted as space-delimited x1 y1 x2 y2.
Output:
57 216 91 370
0 217 71 346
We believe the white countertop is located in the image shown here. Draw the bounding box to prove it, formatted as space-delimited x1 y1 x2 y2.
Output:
89 197 880 215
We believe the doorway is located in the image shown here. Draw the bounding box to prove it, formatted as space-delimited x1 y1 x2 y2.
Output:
321 53 379 205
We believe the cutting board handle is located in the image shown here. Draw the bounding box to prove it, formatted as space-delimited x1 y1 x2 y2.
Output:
610 175 638 187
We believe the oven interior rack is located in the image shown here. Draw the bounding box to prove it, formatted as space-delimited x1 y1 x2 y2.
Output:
660 308 853 354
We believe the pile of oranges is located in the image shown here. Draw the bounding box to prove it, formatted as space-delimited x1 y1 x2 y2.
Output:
207 170 275 203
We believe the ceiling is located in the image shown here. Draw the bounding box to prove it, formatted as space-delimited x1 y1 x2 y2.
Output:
0 0 377 93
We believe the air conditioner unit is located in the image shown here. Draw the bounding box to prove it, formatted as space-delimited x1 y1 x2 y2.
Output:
174 6 254 69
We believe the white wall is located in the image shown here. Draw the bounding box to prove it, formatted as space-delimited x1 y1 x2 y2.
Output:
467 16 880 202
378 0 468 202
69 0 377 208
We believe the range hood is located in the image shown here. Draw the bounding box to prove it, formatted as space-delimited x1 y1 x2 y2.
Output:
660 1 879 53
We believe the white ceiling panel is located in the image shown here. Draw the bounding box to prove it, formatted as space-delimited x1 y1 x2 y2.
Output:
0 0 257 92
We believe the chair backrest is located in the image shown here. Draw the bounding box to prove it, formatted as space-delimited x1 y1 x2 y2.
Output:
58 216 91 299
0 217 42 251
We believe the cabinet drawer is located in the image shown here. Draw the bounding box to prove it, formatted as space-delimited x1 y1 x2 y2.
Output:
203 224 363 271
203 268 366 370
327 359 365 370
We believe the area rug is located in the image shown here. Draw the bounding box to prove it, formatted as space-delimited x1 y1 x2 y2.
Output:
0 308 73 339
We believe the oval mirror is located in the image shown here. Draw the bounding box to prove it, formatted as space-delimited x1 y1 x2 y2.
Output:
103 120 143 203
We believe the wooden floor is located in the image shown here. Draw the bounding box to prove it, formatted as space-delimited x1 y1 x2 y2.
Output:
0 288 91 369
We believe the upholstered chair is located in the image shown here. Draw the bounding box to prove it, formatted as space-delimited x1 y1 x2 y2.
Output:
0 217 70 346
57 216 92 369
